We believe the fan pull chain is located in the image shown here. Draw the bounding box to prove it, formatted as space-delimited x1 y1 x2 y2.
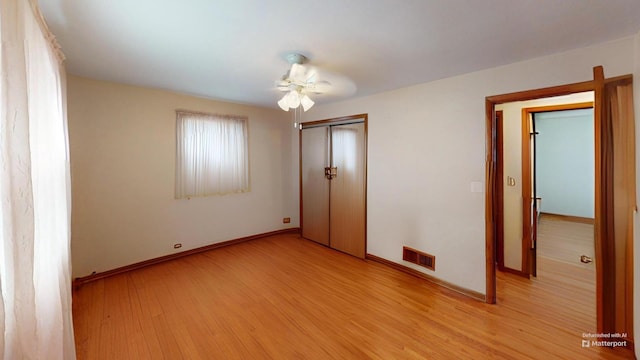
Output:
293 105 301 129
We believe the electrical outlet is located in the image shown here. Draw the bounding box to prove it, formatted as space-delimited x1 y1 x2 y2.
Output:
283 217 291 224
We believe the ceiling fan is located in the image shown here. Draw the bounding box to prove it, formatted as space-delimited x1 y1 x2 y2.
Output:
275 53 332 112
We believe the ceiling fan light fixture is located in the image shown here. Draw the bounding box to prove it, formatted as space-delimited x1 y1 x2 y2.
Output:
277 96 290 111
285 90 301 108
300 94 314 111
278 90 308 111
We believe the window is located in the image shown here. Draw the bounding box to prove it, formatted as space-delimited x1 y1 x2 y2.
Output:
175 111 249 198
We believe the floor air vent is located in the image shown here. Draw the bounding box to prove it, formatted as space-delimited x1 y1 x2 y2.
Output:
403 246 435 271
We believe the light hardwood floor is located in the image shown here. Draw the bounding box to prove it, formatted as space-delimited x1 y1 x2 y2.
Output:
532 214 597 329
73 233 634 359
537 213 595 268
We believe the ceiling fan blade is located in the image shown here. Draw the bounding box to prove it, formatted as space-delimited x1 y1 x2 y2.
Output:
275 79 291 91
288 63 308 84
305 67 318 84
314 69 357 97
305 80 332 94
273 54 357 105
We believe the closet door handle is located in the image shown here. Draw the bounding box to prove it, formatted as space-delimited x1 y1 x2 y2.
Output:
324 167 337 180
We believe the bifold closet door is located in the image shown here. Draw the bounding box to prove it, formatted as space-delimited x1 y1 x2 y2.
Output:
329 123 366 258
301 126 330 246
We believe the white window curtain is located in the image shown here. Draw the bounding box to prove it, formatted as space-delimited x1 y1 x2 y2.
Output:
0 0 75 359
175 111 249 198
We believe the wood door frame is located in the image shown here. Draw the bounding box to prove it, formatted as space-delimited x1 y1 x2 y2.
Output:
299 113 368 256
495 110 505 271
520 102 594 275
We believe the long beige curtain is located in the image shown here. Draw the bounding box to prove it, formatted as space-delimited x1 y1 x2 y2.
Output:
603 78 635 340
0 0 75 358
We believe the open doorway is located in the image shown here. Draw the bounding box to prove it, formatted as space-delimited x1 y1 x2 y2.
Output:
485 68 635 348
495 93 594 278
494 93 598 333
527 105 595 277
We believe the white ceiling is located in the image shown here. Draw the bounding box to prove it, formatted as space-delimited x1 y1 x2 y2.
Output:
39 0 640 109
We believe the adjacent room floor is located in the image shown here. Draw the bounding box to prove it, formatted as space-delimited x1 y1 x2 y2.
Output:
532 214 597 332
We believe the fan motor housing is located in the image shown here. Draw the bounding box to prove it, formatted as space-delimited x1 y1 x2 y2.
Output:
286 53 307 65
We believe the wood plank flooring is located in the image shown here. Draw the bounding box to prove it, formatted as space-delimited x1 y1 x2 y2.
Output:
73 233 634 359
537 213 595 267
536 213 596 298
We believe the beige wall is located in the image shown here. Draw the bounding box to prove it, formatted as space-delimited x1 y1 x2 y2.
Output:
67 76 297 277
496 92 594 271
303 35 636 294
